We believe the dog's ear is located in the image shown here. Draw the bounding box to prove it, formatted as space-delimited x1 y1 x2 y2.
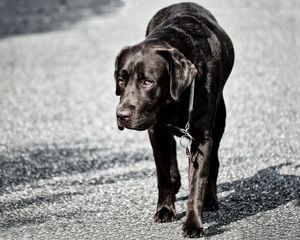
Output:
156 48 198 101
114 46 131 96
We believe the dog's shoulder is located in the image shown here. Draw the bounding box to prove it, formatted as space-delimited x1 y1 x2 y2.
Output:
145 3 224 61
145 3 234 75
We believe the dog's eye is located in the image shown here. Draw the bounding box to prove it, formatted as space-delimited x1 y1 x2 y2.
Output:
142 79 153 86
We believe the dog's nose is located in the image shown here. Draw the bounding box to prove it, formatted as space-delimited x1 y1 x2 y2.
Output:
116 108 132 122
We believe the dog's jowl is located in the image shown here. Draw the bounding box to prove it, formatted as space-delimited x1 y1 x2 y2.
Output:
114 2 234 238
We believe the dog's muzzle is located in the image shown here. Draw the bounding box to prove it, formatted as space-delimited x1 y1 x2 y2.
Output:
116 107 133 130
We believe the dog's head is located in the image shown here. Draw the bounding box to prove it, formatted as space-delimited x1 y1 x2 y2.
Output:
114 42 198 131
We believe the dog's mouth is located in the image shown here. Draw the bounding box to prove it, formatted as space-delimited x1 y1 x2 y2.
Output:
117 115 156 131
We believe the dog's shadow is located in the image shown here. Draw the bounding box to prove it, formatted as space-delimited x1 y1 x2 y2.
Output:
1 145 299 235
176 164 300 236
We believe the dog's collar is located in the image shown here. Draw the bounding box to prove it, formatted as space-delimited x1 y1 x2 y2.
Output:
187 77 196 127
179 77 195 148
164 78 195 148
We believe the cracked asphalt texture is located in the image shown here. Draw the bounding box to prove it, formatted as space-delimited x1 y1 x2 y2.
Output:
0 0 299 239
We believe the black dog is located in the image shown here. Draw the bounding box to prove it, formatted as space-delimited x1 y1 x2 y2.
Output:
114 2 234 238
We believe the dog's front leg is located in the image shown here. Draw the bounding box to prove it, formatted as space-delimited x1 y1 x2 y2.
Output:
183 133 213 238
148 124 179 223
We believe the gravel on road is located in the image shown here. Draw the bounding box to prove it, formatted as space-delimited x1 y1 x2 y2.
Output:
0 0 299 239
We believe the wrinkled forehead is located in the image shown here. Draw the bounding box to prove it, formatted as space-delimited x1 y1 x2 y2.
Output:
119 48 167 76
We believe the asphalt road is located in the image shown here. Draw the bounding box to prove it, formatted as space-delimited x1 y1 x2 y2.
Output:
0 0 299 239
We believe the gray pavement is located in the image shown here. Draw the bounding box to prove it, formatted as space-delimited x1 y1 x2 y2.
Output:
0 0 299 239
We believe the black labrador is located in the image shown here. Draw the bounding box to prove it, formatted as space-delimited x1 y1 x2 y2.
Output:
114 2 234 238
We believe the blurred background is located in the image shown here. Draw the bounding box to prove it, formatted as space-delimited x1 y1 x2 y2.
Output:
0 0 299 239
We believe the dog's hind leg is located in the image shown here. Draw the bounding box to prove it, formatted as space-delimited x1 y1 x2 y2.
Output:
205 95 226 211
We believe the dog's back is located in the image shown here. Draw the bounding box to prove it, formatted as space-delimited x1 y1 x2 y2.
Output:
146 2 218 35
146 2 234 85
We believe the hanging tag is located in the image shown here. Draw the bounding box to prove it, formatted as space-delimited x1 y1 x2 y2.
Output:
179 135 192 148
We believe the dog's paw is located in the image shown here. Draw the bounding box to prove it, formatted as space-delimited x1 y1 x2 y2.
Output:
204 197 219 212
154 206 176 223
182 215 204 238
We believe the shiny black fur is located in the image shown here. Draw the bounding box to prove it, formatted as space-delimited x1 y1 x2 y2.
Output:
114 2 234 237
